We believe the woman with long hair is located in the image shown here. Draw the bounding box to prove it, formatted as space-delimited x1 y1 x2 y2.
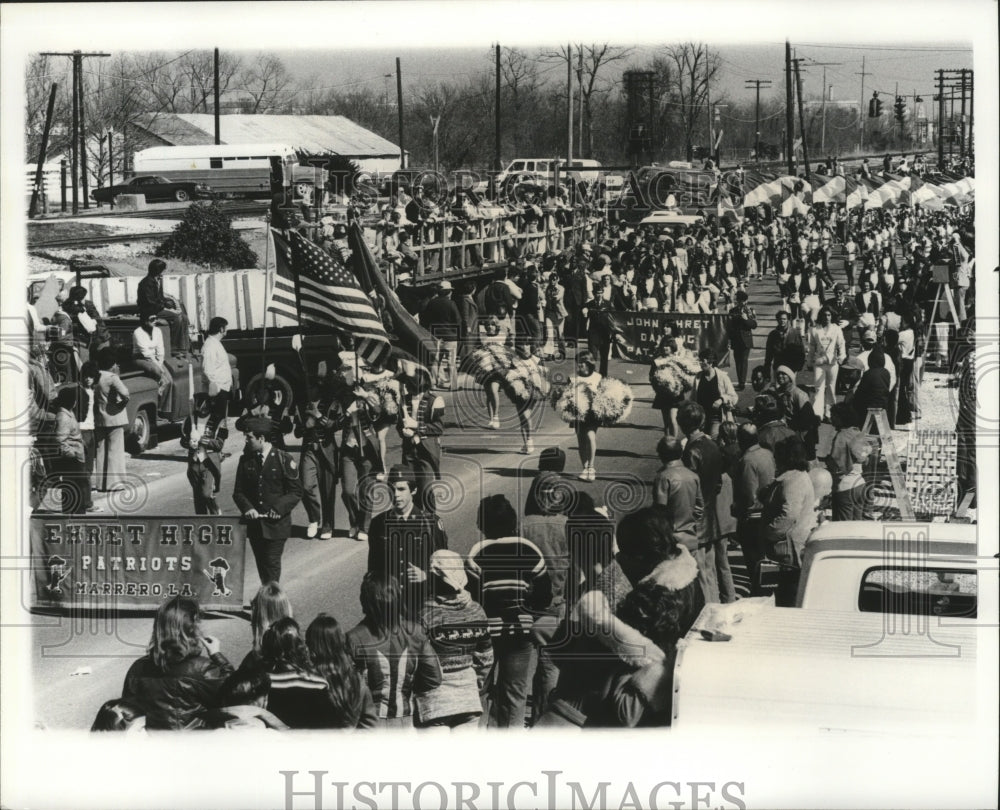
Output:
222 617 338 729
306 614 378 729
238 582 293 673
346 574 442 727
120 595 234 730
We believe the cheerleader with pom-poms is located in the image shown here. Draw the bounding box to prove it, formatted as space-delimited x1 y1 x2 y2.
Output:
362 362 401 469
502 341 549 454
648 336 701 437
551 350 633 481
470 308 514 429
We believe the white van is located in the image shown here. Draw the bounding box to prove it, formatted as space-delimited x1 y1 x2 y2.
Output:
496 157 603 188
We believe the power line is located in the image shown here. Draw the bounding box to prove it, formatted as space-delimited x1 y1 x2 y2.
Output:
780 42 972 53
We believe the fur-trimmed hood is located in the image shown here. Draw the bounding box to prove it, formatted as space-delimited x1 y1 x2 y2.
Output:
640 546 699 591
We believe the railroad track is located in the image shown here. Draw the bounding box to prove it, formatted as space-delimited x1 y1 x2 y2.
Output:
94 201 270 220
29 231 178 250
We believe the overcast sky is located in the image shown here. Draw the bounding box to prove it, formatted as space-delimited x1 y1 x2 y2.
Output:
272 42 973 107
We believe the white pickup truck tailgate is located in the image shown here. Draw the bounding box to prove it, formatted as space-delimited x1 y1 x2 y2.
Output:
673 606 978 734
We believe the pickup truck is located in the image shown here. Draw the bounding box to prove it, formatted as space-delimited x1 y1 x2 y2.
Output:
672 603 980 734
667 519 990 733
102 305 239 453
794 520 980 619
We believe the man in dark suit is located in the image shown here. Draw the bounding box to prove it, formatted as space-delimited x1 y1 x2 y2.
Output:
726 290 757 390
136 259 190 353
233 416 303 584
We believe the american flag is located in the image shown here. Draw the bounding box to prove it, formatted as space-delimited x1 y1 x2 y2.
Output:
266 228 299 323
285 229 391 367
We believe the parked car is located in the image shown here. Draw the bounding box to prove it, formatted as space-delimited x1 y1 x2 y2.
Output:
90 175 213 204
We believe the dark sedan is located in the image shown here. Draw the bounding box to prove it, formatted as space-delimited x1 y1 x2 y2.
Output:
91 175 213 204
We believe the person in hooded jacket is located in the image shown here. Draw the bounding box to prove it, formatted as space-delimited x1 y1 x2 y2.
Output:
416 550 494 729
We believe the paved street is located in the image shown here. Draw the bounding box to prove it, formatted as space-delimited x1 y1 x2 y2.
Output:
26 240 936 729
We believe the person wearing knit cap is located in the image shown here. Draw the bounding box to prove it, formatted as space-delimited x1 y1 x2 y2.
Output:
773 365 820 460
415 549 494 729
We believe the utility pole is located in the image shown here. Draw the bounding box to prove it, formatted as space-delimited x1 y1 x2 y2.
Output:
566 43 573 165
967 69 973 158
494 44 501 172
821 73 828 153
71 55 79 213
578 46 584 159
785 41 795 175
40 50 110 214
745 79 772 164
959 69 967 160
797 58 842 156
395 58 405 168
705 61 712 165
793 57 810 180
108 128 115 211
214 48 221 145
936 70 945 170
856 55 870 152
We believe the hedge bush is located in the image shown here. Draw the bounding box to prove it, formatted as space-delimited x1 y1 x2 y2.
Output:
155 201 258 269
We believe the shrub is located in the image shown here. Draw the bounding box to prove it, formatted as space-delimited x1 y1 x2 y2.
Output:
155 201 258 269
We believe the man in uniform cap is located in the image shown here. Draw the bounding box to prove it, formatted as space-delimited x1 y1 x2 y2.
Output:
232 415 303 585
367 464 448 615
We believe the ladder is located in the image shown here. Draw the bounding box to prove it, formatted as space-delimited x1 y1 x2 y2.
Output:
923 280 962 372
861 407 915 520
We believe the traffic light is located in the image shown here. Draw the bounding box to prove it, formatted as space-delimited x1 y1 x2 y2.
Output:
868 91 883 118
894 95 906 125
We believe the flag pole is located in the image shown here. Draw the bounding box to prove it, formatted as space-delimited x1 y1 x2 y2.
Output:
261 212 272 378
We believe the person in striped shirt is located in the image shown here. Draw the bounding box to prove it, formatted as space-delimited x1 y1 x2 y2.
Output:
466 494 552 728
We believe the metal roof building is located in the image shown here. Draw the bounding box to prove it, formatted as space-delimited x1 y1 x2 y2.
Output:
131 113 403 173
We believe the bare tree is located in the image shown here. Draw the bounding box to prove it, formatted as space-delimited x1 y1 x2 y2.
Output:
237 53 292 113
25 54 71 161
663 42 721 161
541 43 632 158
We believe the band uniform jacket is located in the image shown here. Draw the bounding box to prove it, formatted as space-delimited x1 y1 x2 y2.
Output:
798 274 826 304
294 400 339 474
232 447 303 540
367 507 449 586
399 390 444 477
181 413 227 482
328 386 382 463
854 290 882 320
